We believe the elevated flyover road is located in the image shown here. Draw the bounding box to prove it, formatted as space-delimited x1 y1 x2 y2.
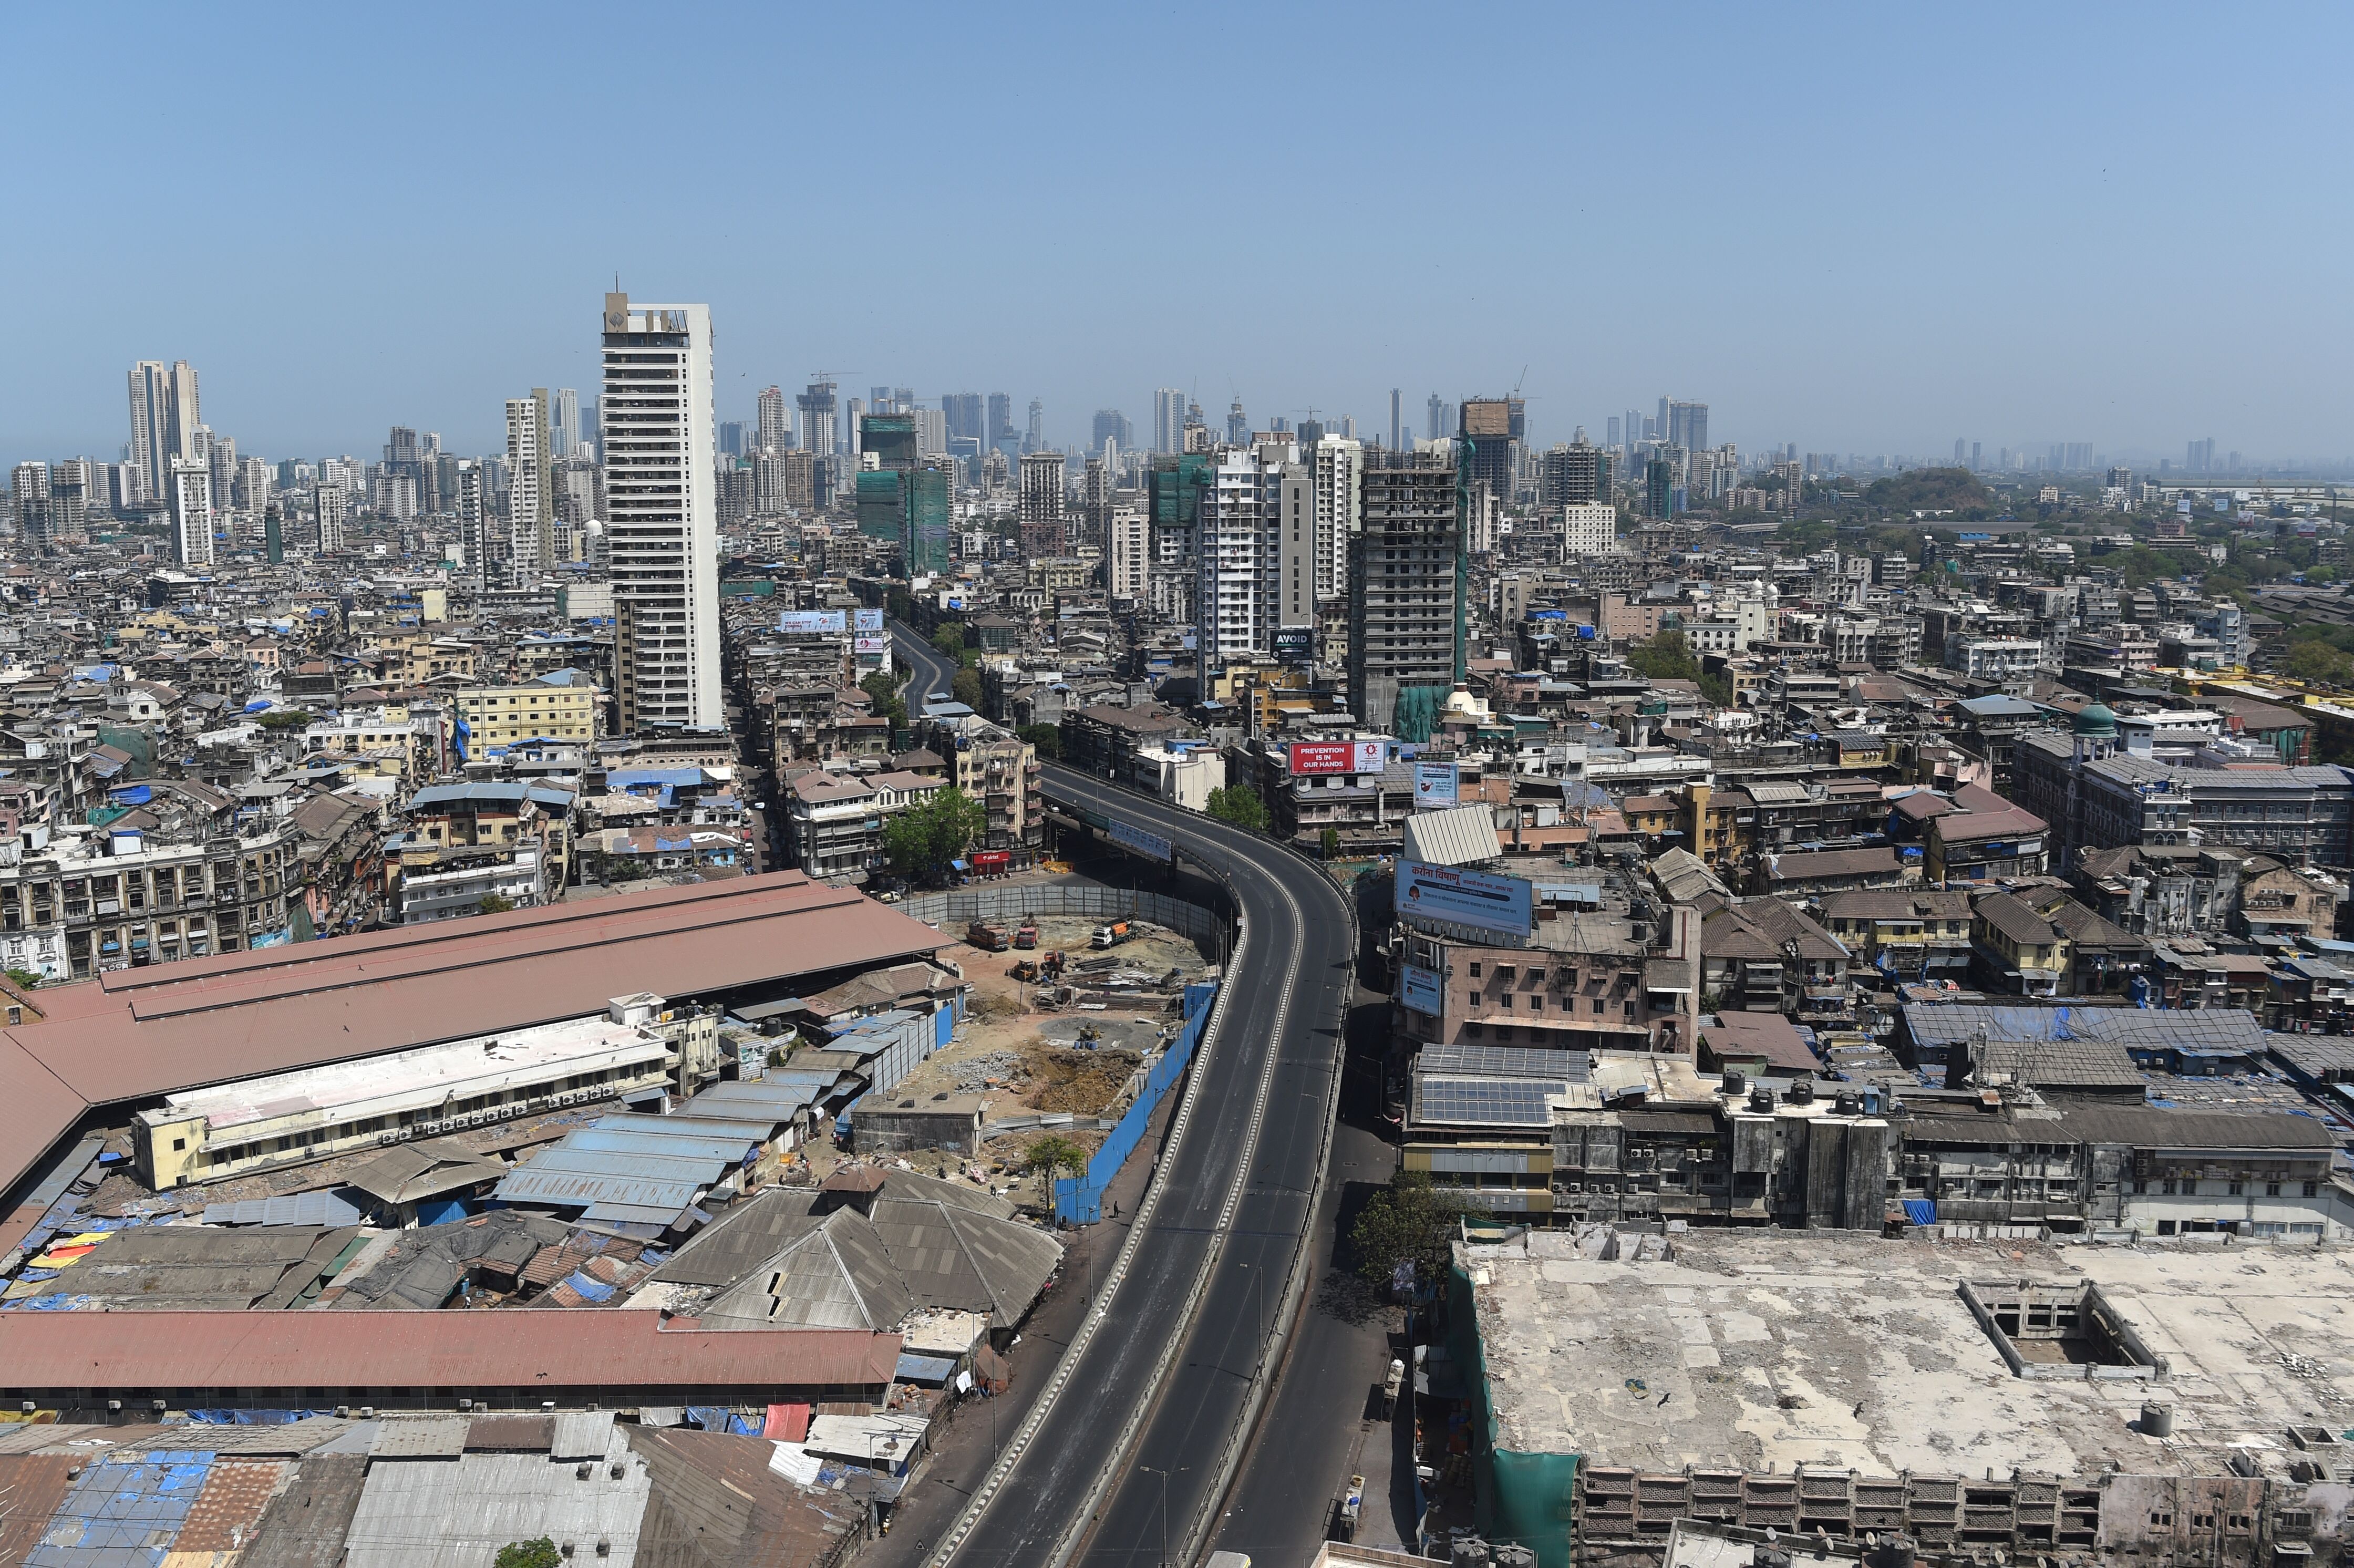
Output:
892 617 961 709
911 750 1355 1568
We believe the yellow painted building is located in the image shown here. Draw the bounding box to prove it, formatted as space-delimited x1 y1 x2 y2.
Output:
454 675 604 748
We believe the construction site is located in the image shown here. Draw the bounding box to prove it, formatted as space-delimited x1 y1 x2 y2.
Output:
845 910 1216 1207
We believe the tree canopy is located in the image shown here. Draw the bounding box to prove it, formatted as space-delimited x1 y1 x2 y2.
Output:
1861 466 1995 517
1623 628 1699 683
1349 1169 1489 1293
1205 786 1267 833
860 669 906 733
495 1541 563 1568
882 787 987 882
952 666 984 709
1017 724 1062 760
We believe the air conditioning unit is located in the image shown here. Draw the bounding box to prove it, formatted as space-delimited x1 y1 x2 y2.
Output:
377 1132 398 1146
396 1127 415 1142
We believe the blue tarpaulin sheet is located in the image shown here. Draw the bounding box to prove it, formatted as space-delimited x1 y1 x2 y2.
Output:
895 1353 958 1384
1903 1199 1937 1225
560 1269 617 1303
185 1409 329 1425
414 1199 470 1226
687 1407 731 1432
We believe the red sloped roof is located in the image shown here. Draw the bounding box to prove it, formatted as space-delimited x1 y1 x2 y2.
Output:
0 875 950 1200
0 1311 902 1394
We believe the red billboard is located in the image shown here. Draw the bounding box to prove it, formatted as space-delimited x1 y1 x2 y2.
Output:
969 850 1012 870
1289 740 1385 776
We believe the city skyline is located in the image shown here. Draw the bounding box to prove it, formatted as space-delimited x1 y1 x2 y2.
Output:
4 5 2350 471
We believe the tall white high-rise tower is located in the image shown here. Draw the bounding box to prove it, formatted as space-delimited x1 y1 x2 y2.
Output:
601 293 721 733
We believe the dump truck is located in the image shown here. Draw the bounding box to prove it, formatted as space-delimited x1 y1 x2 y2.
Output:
1014 923 1040 950
1090 921 1131 950
966 921 1010 952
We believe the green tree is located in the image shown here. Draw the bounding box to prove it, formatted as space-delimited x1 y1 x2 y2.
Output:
1349 1169 1490 1293
952 666 984 710
495 1541 562 1568
1319 827 1341 859
2283 639 2354 688
882 787 987 882
930 623 967 656
1024 1134 1086 1184
1623 628 1700 683
1205 786 1267 833
4 967 39 992
860 669 906 733
1017 724 1062 760
479 893 516 915
254 708 315 730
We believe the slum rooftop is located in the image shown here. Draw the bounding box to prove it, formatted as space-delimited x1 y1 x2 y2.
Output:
1461 1227 2354 1481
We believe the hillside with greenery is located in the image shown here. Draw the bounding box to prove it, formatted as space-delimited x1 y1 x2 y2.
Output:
1862 467 1995 518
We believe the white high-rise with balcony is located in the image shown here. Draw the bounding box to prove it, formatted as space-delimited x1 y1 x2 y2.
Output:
601 293 720 734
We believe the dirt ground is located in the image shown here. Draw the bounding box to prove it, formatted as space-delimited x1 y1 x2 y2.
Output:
872 914 1212 1200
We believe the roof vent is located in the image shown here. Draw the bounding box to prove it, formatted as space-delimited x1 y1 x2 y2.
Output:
576 1461 593 1479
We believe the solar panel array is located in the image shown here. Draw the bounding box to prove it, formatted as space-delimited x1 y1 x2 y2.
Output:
1415 1074 1566 1128
1419 1044 1591 1081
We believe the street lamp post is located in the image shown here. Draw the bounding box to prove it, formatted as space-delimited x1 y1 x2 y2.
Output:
1140 1464 1187 1567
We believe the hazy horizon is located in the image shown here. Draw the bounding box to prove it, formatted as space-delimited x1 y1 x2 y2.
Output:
5 3 2349 473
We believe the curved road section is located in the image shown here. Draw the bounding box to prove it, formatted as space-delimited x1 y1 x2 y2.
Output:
893 624 1355 1568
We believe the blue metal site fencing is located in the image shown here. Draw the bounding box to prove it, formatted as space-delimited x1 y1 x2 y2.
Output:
1053 981 1219 1224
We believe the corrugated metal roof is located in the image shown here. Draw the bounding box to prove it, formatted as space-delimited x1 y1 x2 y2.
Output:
1400 804 1501 868
202 1190 365 1228
550 1411 614 1461
342 1431 647 1568
0 1313 902 1396
369 1416 471 1458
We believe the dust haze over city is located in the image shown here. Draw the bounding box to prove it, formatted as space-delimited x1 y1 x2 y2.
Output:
0 8 2352 1568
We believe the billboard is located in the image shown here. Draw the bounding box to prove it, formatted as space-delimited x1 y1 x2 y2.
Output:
853 635 890 655
1400 964 1444 1016
1395 860 1533 940
1272 626 1313 663
778 610 846 634
1289 740 1386 777
853 609 885 632
1413 762 1459 809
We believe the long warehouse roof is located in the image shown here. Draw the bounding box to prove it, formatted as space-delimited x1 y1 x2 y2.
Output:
0 874 951 1206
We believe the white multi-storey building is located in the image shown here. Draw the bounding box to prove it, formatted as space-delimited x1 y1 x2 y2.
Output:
505 390 553 580
1196 440 1314 673
1309 434 1361 600
1108 502 1150 601
601 293 721 734
168 457 214 566
314 482 347 553
1018 451 1065 532
1562 502 1618 556
1153 387 1187 454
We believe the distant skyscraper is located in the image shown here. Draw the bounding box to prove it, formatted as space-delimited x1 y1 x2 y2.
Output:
1226 398 1248 446
457 463 490 581
987 393 1014 447
1607 416 1621 449
944 393 985 445
11 462 50 546
1972 441 1982 470
718 421 748 458
798 380 839 459
552 388 580 458
1426 394 1446 442
1389 389 1403 451
1310 434 1361 601
1955 438 1967 466
1092 408 1132 455
1665 399 1708 453
1153 389 1187 455
2187 437 2216 472
757 385 789 451
1624 409 1644 449
127 359 201 503
602 293 721 734
1026 398 1044 453
505 391 554 578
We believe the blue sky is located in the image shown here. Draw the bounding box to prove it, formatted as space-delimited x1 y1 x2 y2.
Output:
5 3 2348 471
